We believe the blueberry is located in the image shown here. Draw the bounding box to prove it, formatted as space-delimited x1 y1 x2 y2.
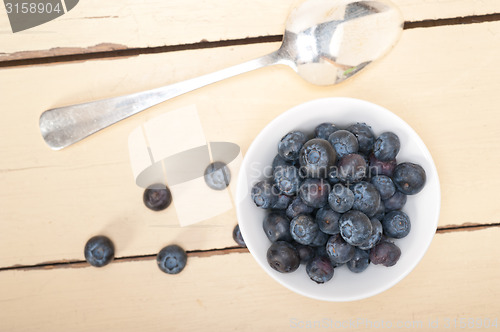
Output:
299 178 330 208
157 244 187 274
84 235 114 267
290 214 319 245
368 153 397 177
299 138 337 178
370 241 401 267
273 165 301 195
337 154 367 183
393 162 426 195
286 196 315 219
204 161 231 190
272 193 292 210
267 241 300 273
326 234 355 264
315 243 328 257
347 248 370 273
373 132 400 161
315 206 341 234
339 210 373 246
328 183 355 213
383 191 407 211
358 218 383 250
251 181 278 209
327 167 341 184
232 224 246 247
306 256 335 284
346 123 375 154
382 210 411 239
371 175 396 200
351 181 382 217
272 154 295 170
314 123 338 140
328 130 359 158
311 230 329 247
278 131 307 161
294 244 316 264
373 201 386 220
263 212 293 243
143 184 172 211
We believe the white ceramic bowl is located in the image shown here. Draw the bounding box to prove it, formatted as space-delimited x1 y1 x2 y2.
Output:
236 97 440 301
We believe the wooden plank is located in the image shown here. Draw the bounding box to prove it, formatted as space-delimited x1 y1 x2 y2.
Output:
1 21 500 267
1 0 499 61
0 227 498 331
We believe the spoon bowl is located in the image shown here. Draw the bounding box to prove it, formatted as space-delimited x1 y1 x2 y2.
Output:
282 0 403 85
40 0 403 150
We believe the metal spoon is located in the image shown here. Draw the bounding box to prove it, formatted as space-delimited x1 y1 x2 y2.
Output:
40 0 403 150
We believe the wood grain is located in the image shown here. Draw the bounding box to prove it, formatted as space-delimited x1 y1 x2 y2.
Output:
0 227 498 331
1 21 500 267
1 0 499 61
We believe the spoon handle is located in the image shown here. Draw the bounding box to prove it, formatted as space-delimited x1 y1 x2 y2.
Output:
40 51 281 150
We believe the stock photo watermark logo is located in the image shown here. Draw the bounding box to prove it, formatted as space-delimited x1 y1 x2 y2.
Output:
4 0 79 32
128 105 243 227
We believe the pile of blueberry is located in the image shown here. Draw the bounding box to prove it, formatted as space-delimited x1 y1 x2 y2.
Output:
251 122 426 284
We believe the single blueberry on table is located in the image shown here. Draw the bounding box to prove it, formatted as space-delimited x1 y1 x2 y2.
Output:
251 181 278 209
315 206 341 235
314 122 338 140
370 241 401 267
294 243 316 264
84 235 115 267
326 233 355 264
382 210 411 239
157 244 187 274
368 153 397 177
232 224 246 247
328 183 355 213
263 212 293 243
328 130 359 158
339 210 373 246
299 138 337 178
347 248 370 273
273 165 301 195
143 184 172 211
358 218 383 250
278 131 308 161
351 181 381 217
267 241 300 273
373 132 400 161
306 256 335 284
371 175 396 200
392 162 426 195
346 122 375 154
290 214 319 245
337 153 367 183
204 161 231 190
383 190 407 211
299 178 330 208
286 196 315 219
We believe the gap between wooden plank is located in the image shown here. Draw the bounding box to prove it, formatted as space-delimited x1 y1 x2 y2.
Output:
1 13 499 69
0 223 498 272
